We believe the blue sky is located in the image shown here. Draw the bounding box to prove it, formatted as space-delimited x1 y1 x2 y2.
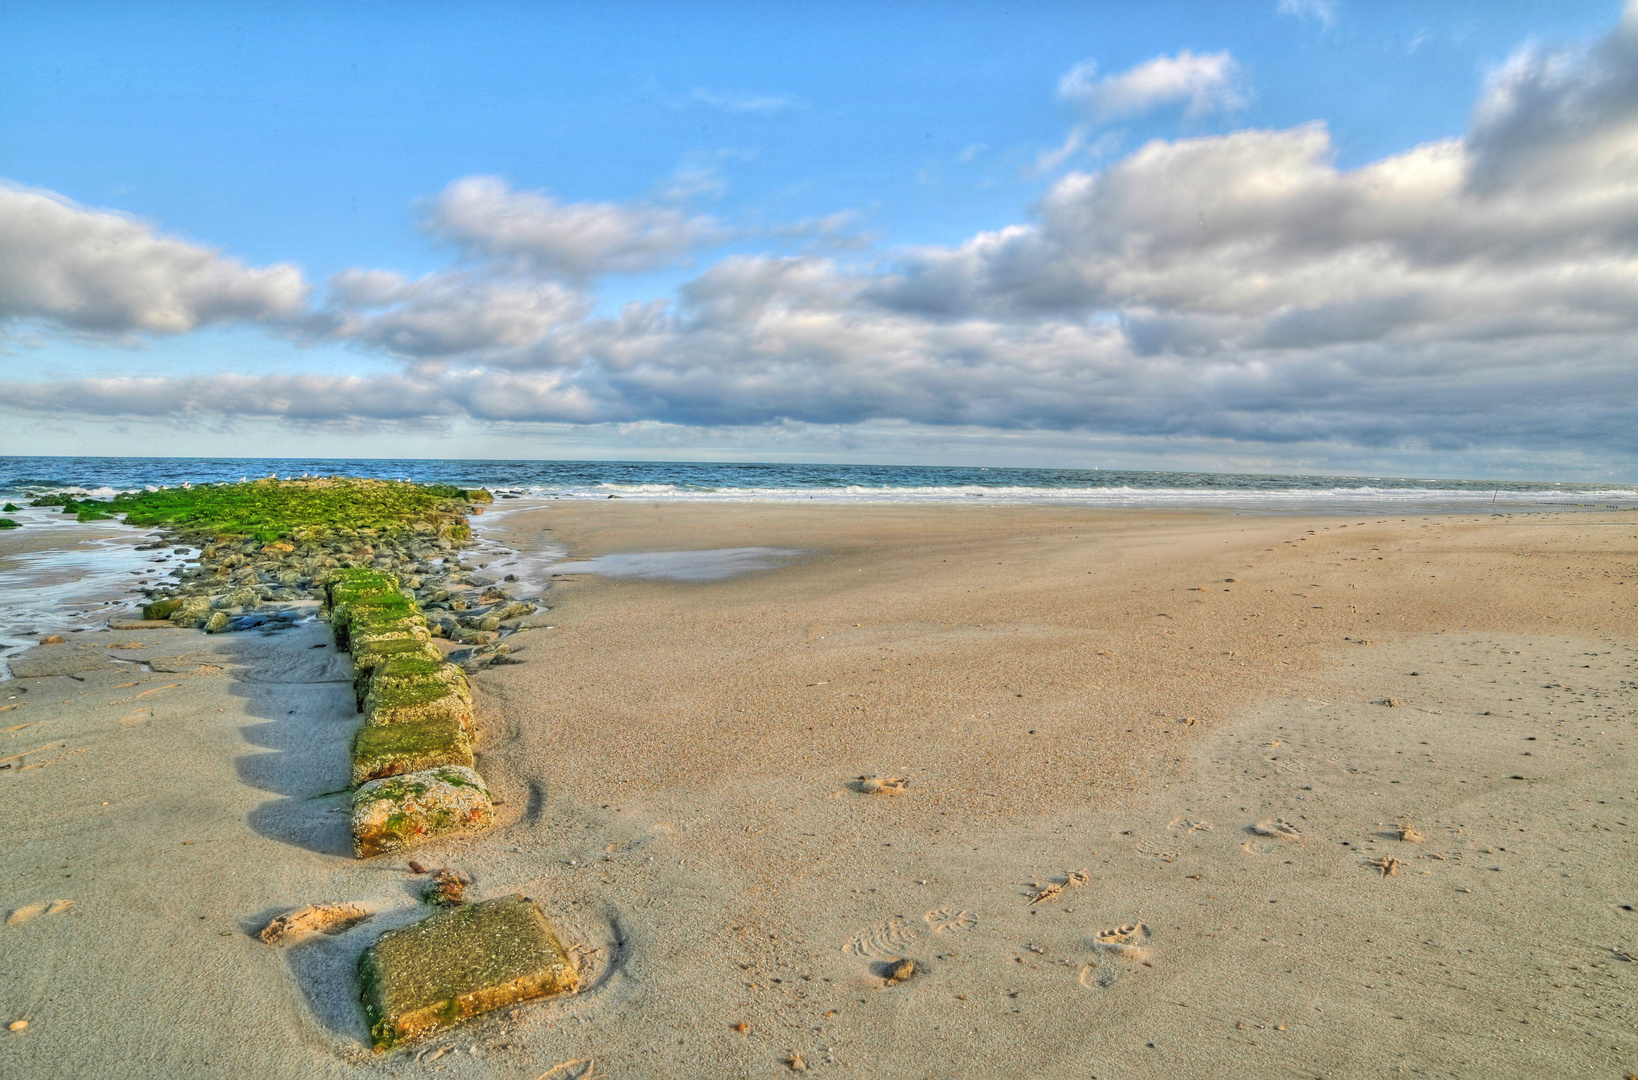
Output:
2 1 1636 477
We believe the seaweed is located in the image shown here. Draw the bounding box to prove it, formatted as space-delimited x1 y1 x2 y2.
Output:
106 477 476 543
0 518 19 530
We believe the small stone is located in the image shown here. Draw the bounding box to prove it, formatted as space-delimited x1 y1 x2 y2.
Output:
884 958 915 982
40 635 64 645
357 894 576 1050
203 611 230 634
8 1020 25 1032
351 766 495 859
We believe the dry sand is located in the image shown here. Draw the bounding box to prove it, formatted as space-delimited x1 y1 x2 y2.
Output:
1 504 1634 1079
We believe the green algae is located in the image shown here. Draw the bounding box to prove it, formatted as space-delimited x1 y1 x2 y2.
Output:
107 477 476 543
1 503 19 512
351 715 472 786
0 519 18 530
142 599 181 620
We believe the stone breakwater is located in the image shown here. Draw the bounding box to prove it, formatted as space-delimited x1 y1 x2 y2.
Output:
326 568 499 858
117 484 542 660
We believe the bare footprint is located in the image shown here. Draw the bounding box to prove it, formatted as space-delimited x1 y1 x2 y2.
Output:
923 909 977 934
1093 922 1153 962
1168 818 1214 833
1249 818 1302 842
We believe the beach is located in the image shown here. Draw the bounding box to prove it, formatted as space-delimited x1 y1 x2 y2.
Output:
2 503 1635 1078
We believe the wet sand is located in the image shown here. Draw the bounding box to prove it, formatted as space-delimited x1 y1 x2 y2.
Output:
1 505 1635 1078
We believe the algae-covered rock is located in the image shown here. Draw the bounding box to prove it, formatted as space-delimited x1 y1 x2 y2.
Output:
350 715 474 786
351 636 441 685
351 766 494 859
0 518 19 530
170 597 212 626
357 894 575 1050
142 598 181 621
203 611 230 633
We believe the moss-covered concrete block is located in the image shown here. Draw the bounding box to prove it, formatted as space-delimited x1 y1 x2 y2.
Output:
351 637 442 690
364 682 475 733
351 766 494 859
358 894 575 1050
350 715 473 786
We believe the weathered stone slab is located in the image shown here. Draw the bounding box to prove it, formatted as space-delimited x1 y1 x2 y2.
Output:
351 766 494 859
358 894 577 1050
351 637 442 693
350 715 473 786
364 682 475 733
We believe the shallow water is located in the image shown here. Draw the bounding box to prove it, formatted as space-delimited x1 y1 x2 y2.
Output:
547 547 805 582
0 506 191 676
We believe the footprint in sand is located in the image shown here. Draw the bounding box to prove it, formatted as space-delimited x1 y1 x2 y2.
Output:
923 909 977 934
1093 922 1153 961
844 916 919 957
1248 818 1302 842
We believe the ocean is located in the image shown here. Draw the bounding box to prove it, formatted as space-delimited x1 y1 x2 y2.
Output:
2 456 1635 512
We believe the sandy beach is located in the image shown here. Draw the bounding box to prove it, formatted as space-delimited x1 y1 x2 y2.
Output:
2 504 1635 1079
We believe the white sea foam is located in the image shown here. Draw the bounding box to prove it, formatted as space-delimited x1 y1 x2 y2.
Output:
517 482 1638 510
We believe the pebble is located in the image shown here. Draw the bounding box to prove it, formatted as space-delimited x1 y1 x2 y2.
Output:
8 1020 26 1032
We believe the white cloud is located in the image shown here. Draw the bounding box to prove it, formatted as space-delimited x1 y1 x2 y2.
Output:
320 268 591 360
1059 50 1247 121
688 88 800 116
1277 0 1338 29
0 183 306 335
423 176 726 280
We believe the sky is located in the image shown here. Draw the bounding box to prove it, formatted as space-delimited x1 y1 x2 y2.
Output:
2 0 1636 479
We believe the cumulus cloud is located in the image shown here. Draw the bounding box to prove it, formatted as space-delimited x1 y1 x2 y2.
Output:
1468 2 1638 193
1058 50 1247 120
320 268 591 360
424 175 726 280
0 183 306 335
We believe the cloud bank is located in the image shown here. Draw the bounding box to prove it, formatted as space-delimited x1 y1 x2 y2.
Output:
5 7 1638 472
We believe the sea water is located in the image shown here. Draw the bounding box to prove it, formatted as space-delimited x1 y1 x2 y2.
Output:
2 456 1634 512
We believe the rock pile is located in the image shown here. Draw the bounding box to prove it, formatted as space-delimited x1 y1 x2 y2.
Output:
326 568 499 858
